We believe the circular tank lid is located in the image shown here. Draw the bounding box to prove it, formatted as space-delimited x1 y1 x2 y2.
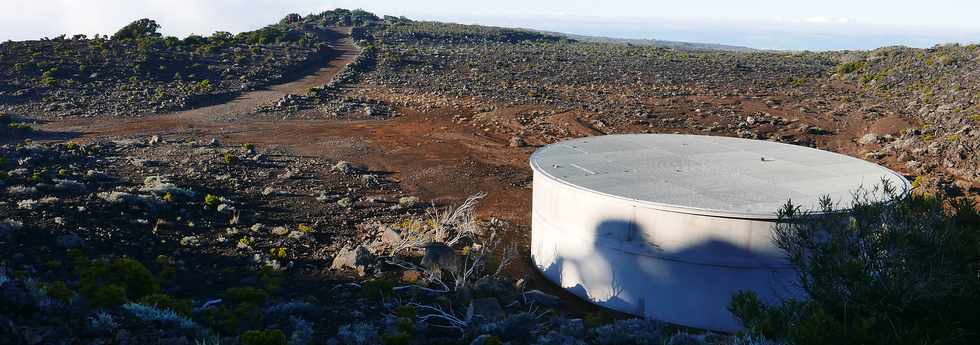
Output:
530 134 910 219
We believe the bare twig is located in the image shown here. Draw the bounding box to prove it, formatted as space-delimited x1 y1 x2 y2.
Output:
409 302 468 334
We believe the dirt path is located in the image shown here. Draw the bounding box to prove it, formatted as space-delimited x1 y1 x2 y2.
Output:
39 27 534 225
36 26 549 296
48 27 358 132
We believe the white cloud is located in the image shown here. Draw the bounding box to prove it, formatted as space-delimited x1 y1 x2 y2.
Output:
0 0 349 41
773 16 854 25
803 16 853 24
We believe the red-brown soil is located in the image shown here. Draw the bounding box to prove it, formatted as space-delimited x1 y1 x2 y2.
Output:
33 28 931 318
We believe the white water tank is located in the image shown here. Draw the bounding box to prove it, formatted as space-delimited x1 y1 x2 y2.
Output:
530 134 909 332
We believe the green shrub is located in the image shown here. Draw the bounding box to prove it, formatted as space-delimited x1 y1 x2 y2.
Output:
7 122 33 133
240 329 287 345
201 305 244 335
836 61 865 74
396 316 414 334
112 18 162 41
204 193 220 207
258 267 283 291
83 284 127 308
362 278 395 300
40 69 58 86
382 332 411 345
78 258 159 307
223 152 239 165
395 304 417 319
109 258 159 298
225 287 268 306
45 260 62 270
45 281 74 302
730 184 980 345
138 293 193 316
193 79 214 94
306 87 323 97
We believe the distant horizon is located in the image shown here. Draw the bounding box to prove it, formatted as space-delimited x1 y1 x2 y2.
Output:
2 1 979 51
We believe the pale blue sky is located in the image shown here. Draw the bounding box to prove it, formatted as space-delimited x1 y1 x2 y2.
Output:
1 0 978 50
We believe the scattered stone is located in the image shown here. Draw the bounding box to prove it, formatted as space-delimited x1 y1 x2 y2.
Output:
0 219 24 238
332 161 355 174
330 245 374 273
859 133 879 145
216 204 235 214
804 125 831 135
380 226 402 245
52 179 86 192
277 170 295 180
6 186 38 196
467 297 504 322
667 332 703 345
180 236 201 247
398 196 419 208
314 191 331 202
337 197 353 208
335 323 379 345
16 199 37 210
864 151 885 160
271 226 290 236
97 191 145 205
421 242 460 272
591 318 666 345
360 174 380 187
261 186 287 196
141 176 195 197
401 270 422 283
57 233 84 249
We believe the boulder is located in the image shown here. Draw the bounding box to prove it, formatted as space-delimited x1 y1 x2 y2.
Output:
420 242 460 272
398 196 419 208
859 133 879 145
331 246 374 273
332 161 356 174
467 297 504 323
380 227 402 246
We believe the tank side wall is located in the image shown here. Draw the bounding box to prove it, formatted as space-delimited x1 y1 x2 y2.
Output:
531 170 801 332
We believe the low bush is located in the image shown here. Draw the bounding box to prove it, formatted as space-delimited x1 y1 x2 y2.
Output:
225 287 268 306
204 193 220 207
78 258 159 307
138 293 193 316
836 61 865 74
241 329 287 345
730 183 980 345
44 281 74 302
112 18 162 41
